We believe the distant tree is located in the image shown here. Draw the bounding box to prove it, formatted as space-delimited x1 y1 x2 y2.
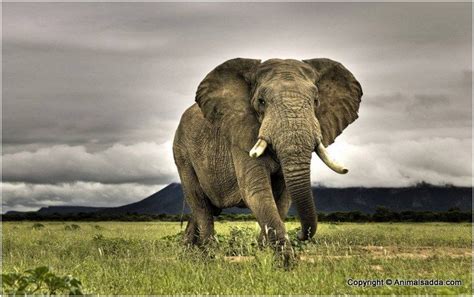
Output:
414 181 432 188
372 206 395 222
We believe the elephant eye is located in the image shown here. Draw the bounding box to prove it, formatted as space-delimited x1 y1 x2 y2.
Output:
258 98 266 106
314 98 320 107
314 93 320 107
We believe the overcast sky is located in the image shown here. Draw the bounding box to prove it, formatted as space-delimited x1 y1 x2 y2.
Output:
2 2 472 212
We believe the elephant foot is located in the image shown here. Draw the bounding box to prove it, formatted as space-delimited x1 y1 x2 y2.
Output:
257 230 268 248
274 238 296 270
258 230 296 269
257 226 284 248
183 218 217 254
183 229 215 249
198 235 220 259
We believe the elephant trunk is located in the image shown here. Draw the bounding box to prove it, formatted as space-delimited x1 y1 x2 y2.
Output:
279 151 317 240
271 117 319 240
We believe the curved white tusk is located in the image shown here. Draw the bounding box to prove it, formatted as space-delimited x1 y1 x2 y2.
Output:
315 143 348 174
249 139 268 158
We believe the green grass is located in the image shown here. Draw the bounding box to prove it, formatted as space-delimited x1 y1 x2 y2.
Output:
2 221 472 295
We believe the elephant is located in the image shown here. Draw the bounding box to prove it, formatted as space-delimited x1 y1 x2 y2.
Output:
173 58 362 258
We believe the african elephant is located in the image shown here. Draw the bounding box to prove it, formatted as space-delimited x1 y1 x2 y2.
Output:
173 58 362 256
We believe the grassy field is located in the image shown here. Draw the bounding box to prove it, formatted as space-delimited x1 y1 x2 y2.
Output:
2 221 472 295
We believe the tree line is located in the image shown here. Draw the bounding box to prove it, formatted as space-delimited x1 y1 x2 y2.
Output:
2 207 471 222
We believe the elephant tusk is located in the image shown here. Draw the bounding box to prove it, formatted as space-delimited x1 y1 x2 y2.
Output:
315 143 348 174
249 139 268 158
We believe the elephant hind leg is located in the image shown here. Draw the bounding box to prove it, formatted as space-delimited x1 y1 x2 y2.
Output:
175 159 214 245
184 217 198 245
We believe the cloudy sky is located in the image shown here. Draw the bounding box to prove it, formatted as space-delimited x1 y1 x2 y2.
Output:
2 2 472 212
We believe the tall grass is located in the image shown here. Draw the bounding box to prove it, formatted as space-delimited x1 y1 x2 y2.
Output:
2 221 472 295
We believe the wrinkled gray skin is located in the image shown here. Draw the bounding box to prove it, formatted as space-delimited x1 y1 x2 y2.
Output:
173 58 362 257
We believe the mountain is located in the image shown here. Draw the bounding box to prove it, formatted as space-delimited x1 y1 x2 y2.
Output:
101 182 471 215
302 185 472 214
103 183 250 215
105 183 187 214
6 183 472 216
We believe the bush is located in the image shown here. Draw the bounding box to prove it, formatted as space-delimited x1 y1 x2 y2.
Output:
287 228 316 252
162 227 260 257
65 224 81 231
94 225 104 230
224 227 258 256
32 223 45 230
2 266 83 295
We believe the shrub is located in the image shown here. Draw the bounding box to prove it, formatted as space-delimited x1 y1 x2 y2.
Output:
2 266 83 295
225 227 258 256
65 224 80 231
32 223 45 230
161 231 184 245
287 228 316 252
94 225 104 230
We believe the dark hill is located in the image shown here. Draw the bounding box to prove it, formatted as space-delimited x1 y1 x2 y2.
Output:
106 183 471 215
6 183 472 216
303 185 472 214
104 183 472 215
105 183 187 214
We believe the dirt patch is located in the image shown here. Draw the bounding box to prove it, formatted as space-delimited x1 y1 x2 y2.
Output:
224 256 254 263
370 264 384 272
358 246 472 259
223 246 472 263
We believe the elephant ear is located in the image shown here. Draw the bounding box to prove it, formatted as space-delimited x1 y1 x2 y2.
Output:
303 58 362 147
196 58 261 150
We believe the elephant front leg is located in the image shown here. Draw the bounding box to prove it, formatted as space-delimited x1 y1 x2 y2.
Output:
232 149 293 263
258 178 291 245
272 173 291 221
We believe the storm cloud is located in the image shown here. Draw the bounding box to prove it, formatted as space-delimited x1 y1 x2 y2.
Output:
2 2 472 212
2 182 164 213
2 141 176 184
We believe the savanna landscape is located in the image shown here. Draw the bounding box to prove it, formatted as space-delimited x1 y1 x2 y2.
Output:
2 3 472 296
2 221 472 295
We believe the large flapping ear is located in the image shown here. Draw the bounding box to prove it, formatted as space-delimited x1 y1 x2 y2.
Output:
303 58 363 147
196 58 261 150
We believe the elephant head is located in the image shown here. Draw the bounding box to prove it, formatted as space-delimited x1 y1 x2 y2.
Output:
196 58 362 240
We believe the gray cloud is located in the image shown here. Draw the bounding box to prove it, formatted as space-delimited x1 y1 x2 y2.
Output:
3 141 178 184
2 182 165 213
2 2 472 211
312 137 472 187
